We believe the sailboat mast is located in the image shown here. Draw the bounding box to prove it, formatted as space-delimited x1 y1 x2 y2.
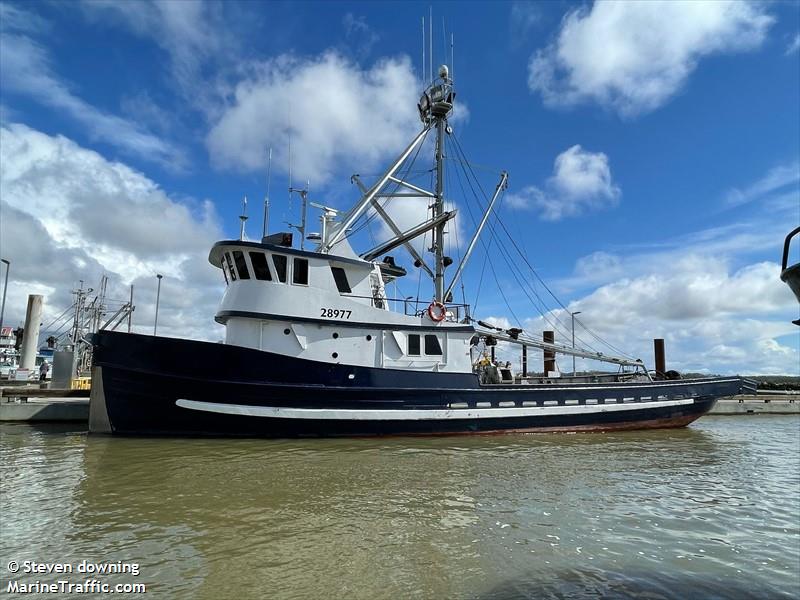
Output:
434 117 446 303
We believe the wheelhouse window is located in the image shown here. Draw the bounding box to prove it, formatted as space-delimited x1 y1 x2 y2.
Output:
249 252 272 281
424 335 443 355
221 264 228 285
408 334 421 356
232 251 251 279
225 252 237 281
331 266 351 293
293 258 309 285
272 254 287 282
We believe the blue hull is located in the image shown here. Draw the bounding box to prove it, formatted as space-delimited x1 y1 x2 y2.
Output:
90 331 741 437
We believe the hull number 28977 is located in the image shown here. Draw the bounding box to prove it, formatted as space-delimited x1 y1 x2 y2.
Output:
320 308 353 319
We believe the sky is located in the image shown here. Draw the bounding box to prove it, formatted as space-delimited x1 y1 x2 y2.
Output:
0 0 798 376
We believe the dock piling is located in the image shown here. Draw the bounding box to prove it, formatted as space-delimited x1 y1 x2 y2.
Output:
654 338 666 379
522 345 527 377
20 295 43 371
543 331 555 375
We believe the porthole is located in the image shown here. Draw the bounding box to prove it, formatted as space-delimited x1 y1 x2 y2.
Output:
283 328 291 335
332 352 339 359
366 335 372 341
332 332 339 339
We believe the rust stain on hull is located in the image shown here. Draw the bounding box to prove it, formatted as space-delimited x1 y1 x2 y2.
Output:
406 413 704 437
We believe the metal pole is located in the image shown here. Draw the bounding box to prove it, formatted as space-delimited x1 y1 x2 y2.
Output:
300 188 308 250
0 259 9 334
263 147 272 240
128 285 134 333
154 274 163 336
571 311 582 376
434 117 445 302
444 171 507 301
324 125 431 252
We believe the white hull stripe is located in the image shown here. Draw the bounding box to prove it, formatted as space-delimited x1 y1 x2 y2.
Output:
175 398 696 421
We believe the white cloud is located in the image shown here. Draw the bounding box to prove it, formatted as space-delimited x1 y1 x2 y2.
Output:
578 257 792 321
558 258 799 375
549 237 798 374
0 3 50 34
725 160 800 207
786 33 800 56
561 211 796 296
0 31 183 168
206 52 421 184
0 124 225 341
506 145 620 220
342 13 379 59
511 257 798 375
487 176 800 375
509 2 542 46
78 0 229 115
528 0 773 117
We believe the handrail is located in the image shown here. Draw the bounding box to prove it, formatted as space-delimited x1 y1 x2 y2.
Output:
782 226 800 271
344 294 470 319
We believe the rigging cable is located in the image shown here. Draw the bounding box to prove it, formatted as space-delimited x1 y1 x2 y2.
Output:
449 132 634 358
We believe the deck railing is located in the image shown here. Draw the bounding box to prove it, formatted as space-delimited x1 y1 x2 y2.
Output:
346 294 471 322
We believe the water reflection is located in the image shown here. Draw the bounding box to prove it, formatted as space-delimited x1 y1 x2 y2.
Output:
2 418 798 599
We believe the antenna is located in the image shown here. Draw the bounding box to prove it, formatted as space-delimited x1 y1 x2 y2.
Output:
288 107 293 208
263 147 272 239
302 180 309 250
442 17 446 70
429 6 433 85
239 195 248 241
451 33 454 81
421 16 425 86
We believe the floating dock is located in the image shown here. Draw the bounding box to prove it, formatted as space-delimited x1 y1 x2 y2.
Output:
0 398 89 422
713 395 799 415
1 387 796 423
1 387 90 422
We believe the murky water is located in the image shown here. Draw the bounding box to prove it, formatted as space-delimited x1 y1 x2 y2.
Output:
1 417 798 599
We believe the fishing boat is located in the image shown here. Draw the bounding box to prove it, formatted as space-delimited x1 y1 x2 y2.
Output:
89 64 745 436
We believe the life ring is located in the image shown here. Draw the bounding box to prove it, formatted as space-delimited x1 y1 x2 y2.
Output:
427 301 446 322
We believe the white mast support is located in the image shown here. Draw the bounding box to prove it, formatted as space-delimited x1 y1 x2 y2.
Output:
443 171 508 302
309 201 339 248
351 175 435 278
239 196 248 241
476 327 647 370
322 125 432 253
361 210 456 262
387 176 436 197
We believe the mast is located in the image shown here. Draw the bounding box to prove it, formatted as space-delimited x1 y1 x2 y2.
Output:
423 63 453 303
434 116 446 302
